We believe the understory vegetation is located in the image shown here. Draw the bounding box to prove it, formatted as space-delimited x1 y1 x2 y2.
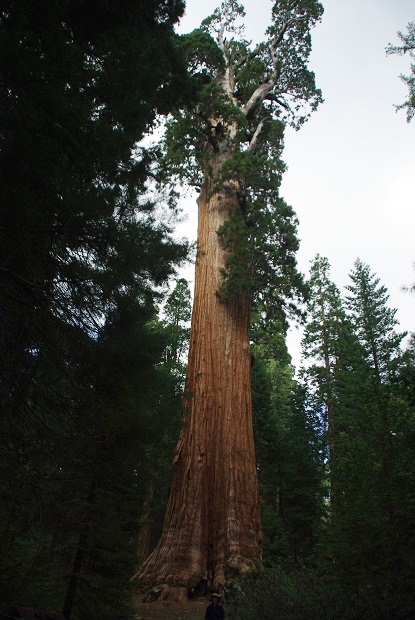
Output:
225 566 413 620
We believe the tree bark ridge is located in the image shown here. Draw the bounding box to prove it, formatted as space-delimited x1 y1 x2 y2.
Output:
137 153 262 597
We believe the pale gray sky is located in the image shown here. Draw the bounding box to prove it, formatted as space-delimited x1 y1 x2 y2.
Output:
176 0 415 366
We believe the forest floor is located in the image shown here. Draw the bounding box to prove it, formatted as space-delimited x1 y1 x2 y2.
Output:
135 596 209 620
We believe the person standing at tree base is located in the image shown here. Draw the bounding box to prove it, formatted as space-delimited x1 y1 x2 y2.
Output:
205 593 224 619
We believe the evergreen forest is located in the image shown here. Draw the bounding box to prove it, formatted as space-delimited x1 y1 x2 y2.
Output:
0 1 414 619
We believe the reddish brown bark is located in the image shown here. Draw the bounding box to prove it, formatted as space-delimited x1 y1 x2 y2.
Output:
136 152 262 599
134 2 323 599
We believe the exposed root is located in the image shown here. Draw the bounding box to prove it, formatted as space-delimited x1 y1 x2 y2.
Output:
227 554 261 575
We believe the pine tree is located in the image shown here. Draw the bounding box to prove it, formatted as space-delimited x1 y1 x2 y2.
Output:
250 304 323 566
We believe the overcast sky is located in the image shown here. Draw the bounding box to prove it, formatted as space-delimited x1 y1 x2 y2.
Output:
176 0 415 367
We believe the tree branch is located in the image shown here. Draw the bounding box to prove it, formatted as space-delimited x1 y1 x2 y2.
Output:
244 80 275 119
271 18 295 50
266 94 290 110
218 22 226 52
234 42 260 72
242 18 294 119
248 117 269 152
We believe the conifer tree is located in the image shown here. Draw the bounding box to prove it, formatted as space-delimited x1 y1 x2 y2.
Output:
344 260 411 598
346 259 406 385
138 0 323 598
301 255 348 508
300 257 375 512
251 310 323 566
254 356 323 566
301 257 383 582
386 21 415 122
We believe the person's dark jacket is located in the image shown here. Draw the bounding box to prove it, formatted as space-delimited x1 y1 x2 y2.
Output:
205 601 224 619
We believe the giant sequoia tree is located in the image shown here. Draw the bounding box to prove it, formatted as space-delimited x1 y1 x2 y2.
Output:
138 0 323 599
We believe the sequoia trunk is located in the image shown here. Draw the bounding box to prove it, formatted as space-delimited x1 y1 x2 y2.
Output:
137 151 262 598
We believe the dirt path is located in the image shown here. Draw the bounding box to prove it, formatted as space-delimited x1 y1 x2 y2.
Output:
135 597 209 620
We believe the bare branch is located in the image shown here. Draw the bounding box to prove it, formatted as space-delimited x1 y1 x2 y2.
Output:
272 18 295 50
242 18 294 119
244 81 275 119
272 96 291 110
248 117 269 152
218 22 226 51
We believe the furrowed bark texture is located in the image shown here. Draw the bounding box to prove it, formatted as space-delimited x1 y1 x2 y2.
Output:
136 3 322 598
137 150 262 598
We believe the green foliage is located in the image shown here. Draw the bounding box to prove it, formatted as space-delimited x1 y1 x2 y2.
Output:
0 0 190 616
267 0 324 129
201 0 246 38
251 313 323 568
163 79 244 186
300 255 367 470
132 279 192 567
216 145 306 320
386 21 415 122
162 278 192 366
346 259 407 382
161 0 323 319
180 28 226 76
297 256 415 616
249 255 415 616
225 566 414 620
342 261 415 603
